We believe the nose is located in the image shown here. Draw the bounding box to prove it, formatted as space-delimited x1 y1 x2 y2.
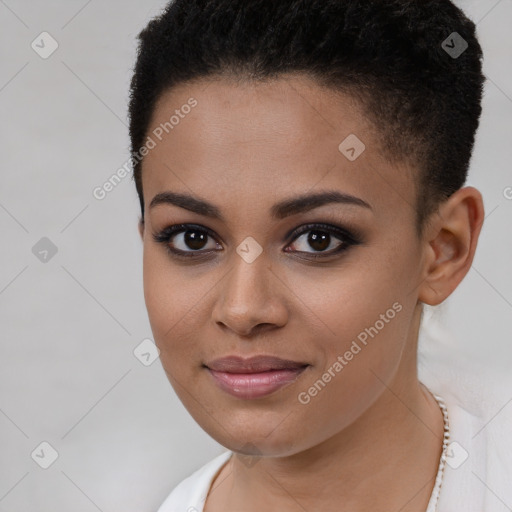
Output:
211 252 288 337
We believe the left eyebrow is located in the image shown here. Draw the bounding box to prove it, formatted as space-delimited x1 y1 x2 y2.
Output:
149 189 373 221
271 190 373 219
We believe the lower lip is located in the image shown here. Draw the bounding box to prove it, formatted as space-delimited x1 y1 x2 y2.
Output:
207 366 308 399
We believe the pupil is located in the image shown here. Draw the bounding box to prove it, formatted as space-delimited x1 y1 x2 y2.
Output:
308 231 330 251
185 230 207 250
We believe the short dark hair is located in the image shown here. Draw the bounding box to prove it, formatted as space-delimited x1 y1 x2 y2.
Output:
128 0 485 238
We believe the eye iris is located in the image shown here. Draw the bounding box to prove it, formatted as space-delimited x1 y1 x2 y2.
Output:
308 230 330 251
185 230 208 250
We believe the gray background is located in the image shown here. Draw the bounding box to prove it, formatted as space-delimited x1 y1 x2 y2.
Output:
1 0 511 510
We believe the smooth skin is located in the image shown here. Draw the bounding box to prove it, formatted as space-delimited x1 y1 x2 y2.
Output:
137 74 484 512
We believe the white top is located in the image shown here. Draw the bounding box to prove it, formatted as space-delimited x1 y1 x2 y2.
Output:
156 318 512 512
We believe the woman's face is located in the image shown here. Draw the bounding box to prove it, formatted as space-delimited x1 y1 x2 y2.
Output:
138 74 429 456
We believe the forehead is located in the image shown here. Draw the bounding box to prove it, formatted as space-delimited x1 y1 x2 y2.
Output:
141 74 417 221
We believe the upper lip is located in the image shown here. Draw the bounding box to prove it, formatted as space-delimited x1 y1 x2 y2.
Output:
205 355 309 373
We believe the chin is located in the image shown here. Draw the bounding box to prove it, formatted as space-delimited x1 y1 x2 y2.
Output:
200 418 309 458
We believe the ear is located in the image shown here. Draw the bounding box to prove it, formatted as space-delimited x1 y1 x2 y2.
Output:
138 218 144 241
417 186 485 306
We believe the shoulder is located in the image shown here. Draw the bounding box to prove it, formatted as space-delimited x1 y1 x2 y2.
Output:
156 450 233 512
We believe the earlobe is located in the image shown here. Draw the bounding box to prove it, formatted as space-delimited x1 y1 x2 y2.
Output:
417 186 485 306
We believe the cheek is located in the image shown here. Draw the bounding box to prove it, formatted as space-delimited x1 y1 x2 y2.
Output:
142 249 197 356
288 251 408 348
293 302 409 449
293 261 410 397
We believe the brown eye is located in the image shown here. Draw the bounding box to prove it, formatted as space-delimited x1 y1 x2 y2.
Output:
152 224 220 258
288 229 344 254
284 222 362 258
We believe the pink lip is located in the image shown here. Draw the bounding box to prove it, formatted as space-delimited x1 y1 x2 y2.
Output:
204 355 309 399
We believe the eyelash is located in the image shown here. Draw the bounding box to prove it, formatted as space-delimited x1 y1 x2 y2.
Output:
152 222 363 261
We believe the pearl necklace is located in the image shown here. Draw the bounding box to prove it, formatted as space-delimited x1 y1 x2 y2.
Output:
426 391 450 512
